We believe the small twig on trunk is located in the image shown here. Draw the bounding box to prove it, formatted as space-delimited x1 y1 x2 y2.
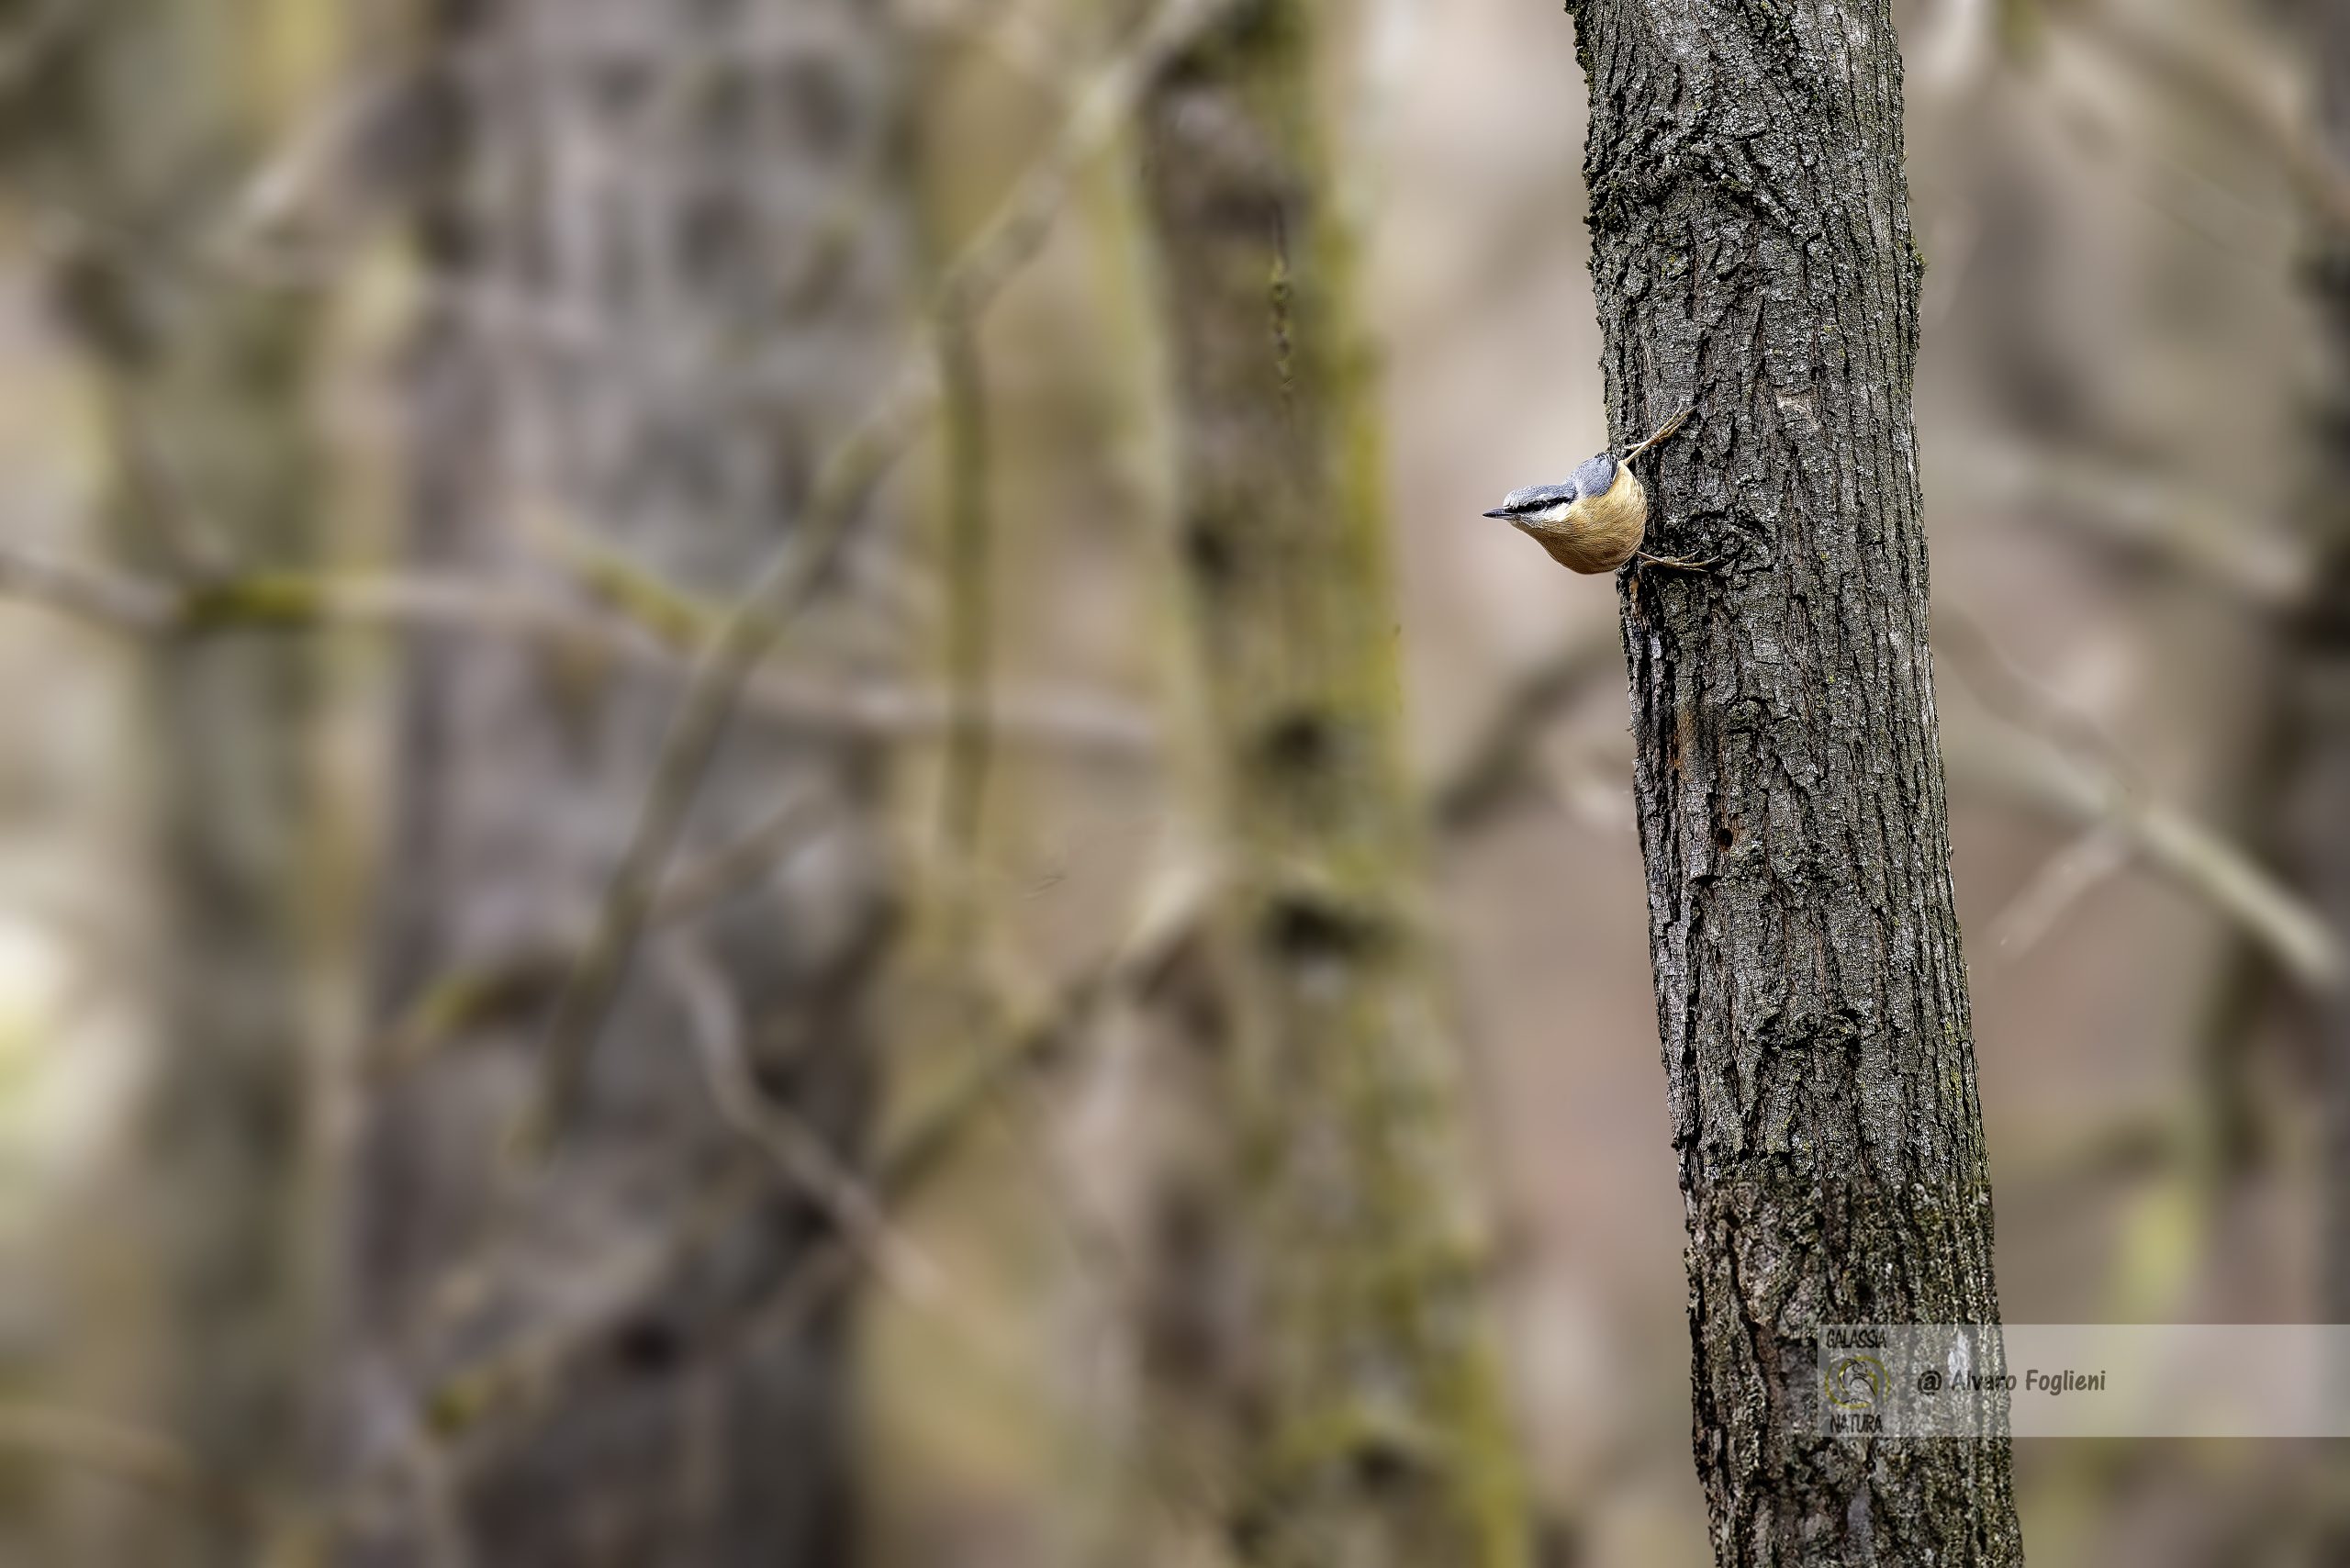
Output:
1617 402 1693 465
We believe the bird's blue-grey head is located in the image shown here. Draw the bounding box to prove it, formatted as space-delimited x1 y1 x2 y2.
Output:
1482 452 1619 525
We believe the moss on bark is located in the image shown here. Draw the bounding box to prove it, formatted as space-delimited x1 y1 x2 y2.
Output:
1139 6 1529 1563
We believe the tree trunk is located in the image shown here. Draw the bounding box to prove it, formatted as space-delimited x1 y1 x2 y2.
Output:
2301 0 2350 1444
1564 2 2023 1562
26 6 333 1559
1138 7 1528 1564
340 4 905 1563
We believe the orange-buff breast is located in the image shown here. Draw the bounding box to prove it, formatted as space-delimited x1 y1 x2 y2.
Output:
1533 465 1646 574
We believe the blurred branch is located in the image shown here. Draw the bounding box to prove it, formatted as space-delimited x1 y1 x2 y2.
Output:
1435 598 2342 986
1957 439 2311 611
1985 824 2130 960
220 68 429 280
523 0 1239 1151
1949 719 2344 991
111 393 234 577
0 542 175 632
0 539 669 645
653 793 829 924
416 859 1207 1464
2060 5 2350 235
725 860 1208 1359
0 541 1158 756
519 515 723 646
1429 622 1622 835
419 899 1166 1454
935 315 996 868
0 0 84 102
2026 56 2286 264
537 512 1157 755
1935 596 2143 778
1935 597 2343 989
371 790 829 1079
1998 1102 2195 1195
900 0 1075 108
659 935 947 1305
0 1402 252 1527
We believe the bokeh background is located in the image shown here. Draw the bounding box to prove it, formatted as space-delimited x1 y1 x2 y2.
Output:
0 0 2342 1563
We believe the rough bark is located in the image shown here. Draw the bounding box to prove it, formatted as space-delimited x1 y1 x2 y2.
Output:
340 4 904 1563
1138 7 1528 1564
1564 2 2022 1562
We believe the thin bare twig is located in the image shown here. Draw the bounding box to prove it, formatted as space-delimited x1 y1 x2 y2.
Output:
1438 592 2342 987
414 857 1211 1459
1949 718 2344 991
0 543 173 633
2061 5 2350 236
934 312 996 868
0 0 84 103
369 791 829 1081
1986 825 2132 961
1934 598 2343 989
658 935 946 1305
0 1403 252 1526
1955 439 2311 611
728 862 1210 1359
0 541 1160 755
1430 622 1622 834
412 934 1124 1455
520 0 1237 1151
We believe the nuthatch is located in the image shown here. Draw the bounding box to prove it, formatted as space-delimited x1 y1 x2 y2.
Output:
1482 406 1707 573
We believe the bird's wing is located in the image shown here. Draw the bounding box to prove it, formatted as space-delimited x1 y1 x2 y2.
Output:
1571 452 1617 497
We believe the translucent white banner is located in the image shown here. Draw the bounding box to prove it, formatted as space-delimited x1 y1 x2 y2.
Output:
1809 1325 2350 1439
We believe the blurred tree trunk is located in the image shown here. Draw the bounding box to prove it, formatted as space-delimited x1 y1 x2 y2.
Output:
22 6 333 1559
2273 4 2350 1552
340 3 905 1563
1137 8 1528 1565
1565 2 2022 1562
2302 0 2350 1388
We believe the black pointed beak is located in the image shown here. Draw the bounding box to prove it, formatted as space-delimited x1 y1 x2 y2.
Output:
1481 508 1512 520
